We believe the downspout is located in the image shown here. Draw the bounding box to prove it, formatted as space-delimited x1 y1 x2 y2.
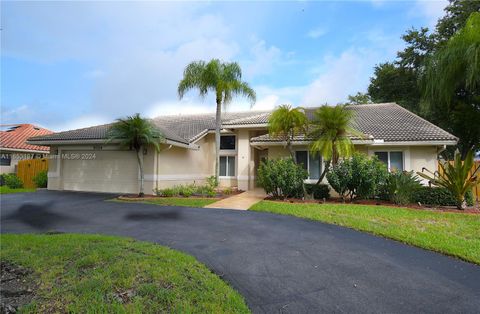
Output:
156 144 173 191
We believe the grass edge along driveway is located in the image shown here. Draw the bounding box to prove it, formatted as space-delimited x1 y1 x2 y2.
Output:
0 186 36 194
250 201 480 265
0 234 249 313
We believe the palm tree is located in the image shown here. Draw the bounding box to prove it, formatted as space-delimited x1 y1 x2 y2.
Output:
178 59 256 181
268 104 308 162
309 105 362 183
107 113 164 197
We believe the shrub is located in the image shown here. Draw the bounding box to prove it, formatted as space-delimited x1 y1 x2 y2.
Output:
417 150 479 209
384 171 422 205
257 158 308 199
412 187 474 207
33 170 48 188
223 187 233 195
195 184 216 197
157 187 176 197
2 174 23 189
327 153 388 201
206 176 218 188
179 184 195 197
305 184 330 200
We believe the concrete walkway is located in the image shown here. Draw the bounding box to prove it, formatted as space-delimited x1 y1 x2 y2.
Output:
205 188 266 210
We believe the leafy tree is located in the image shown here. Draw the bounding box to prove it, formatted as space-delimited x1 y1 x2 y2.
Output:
367 62 421 113
367 1 480 155
107 113 164 197
421 12 480 156
309 105 363 183
435 0 480 45
417 150 479 209
268 104 308 161
178 59 256 181
344 92 372 105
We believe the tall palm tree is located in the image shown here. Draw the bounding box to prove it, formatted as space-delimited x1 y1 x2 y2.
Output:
309 105 362 183
268 104 308 162
107 113 164 197
178 59 256 181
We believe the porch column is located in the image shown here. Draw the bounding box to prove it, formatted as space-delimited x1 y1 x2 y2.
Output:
237 129 253 190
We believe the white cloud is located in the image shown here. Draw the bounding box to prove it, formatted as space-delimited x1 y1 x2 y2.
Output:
50 115 111 132
303 47 384 106
306 27 327 39
410 0 448 28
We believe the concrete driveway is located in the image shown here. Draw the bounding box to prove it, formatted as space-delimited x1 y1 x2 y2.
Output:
1 190 479 313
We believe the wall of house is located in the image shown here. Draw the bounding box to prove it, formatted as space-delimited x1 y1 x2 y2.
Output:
154 135 215 190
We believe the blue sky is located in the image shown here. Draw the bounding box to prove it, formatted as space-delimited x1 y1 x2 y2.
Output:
1 0 447 131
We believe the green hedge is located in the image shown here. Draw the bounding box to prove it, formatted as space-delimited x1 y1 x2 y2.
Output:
0 173 24 189
412 187 474 207
305 184 330 200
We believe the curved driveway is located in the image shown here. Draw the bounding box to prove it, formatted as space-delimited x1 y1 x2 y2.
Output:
1 191 479 313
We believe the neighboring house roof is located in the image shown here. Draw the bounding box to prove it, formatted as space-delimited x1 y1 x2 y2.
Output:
0 124 53 152
28 103 457 147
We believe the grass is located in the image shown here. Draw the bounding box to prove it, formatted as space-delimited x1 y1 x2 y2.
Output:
116 197 219 208
250 201 480 264
0 234 249 313
0 186 36 194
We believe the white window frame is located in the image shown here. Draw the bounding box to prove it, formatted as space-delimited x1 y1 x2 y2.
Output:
219 155 236 178
295 150 322 182
374 151 405 172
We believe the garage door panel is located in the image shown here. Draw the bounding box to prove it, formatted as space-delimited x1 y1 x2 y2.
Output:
62 150 139 193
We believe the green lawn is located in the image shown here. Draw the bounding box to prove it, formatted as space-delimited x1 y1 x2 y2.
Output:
0 234 249 313
117 197 219 208
0 186 36 194
250 201 480 264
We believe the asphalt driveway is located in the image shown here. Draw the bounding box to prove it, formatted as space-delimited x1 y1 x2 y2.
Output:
1 191 479 313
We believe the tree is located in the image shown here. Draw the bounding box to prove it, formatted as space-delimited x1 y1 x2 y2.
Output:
417 150 479 209
421 12 480 156
178 59 256 181
435 0 480 45
107 113 164 197
268 104 308 161
344 92 372 105
309 105 363 183
367 62 421 114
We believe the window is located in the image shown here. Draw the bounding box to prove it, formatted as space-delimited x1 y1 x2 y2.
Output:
0 154 11 166
220 156 235 176
374 151 404 171
220 135 236 150
295 151 321 180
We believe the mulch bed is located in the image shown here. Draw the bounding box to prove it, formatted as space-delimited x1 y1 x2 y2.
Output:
265 196 480 214
1 261 37 314
117 189 243 201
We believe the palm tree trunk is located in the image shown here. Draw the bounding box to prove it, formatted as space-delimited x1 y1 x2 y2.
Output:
136 147 145 197
317 159 331 184
215 94 222 182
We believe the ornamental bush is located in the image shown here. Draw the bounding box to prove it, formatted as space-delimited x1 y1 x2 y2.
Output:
327 153 388 201
2 174 24 189
305 184 330 200
33 170 48 188
412 187 474 207
383 171 422 205
257 158 308 199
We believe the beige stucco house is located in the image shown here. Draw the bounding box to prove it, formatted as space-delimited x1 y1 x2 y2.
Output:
28 103 457 194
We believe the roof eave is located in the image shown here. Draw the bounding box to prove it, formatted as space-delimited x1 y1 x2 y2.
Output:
27 138 197 150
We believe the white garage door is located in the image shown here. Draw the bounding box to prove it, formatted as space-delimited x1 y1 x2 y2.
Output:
61 150 139 193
